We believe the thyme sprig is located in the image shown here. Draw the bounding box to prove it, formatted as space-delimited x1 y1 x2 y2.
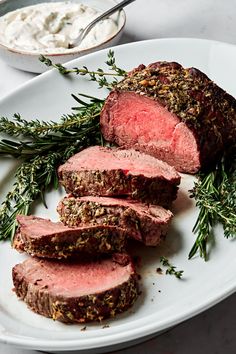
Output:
39 49 127 89
160 256 184 279
189 156 236 260
0 152 60 240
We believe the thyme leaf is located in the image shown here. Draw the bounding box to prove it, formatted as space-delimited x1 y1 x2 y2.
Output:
39 50 127 89
160 256 184 279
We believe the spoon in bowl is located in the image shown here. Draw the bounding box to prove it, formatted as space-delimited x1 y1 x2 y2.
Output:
70 0 136 48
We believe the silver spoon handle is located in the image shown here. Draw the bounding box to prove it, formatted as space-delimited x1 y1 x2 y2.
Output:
80 0 136 42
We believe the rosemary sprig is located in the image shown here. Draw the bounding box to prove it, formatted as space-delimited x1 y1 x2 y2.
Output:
39 49 127 89
160 256 184 279
0 49 124 241
0 96 103 139
0 95 103 158
189 156 236 260
0 95 103 240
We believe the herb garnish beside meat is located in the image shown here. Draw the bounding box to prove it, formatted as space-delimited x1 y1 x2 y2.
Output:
160 256 184 279
0 50 235 261
189 155 236 260
0 96 104 240
39 50 126 89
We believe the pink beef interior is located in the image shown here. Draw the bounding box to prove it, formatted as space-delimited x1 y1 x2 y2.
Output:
16 215 76 238
102 92 200 172
59 145 180 180
16 257 133 297
111 92 179 143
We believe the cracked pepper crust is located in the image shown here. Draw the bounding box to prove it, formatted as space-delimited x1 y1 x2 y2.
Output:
59 169 179 208
13 216 127 259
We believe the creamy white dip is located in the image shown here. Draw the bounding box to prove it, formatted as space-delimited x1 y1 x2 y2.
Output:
0 2 118 53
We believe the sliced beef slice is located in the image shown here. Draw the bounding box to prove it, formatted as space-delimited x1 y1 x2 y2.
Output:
57 195 173 246
12 255 139 323
58 146 180 207
100 61 236 173
13 215 126 258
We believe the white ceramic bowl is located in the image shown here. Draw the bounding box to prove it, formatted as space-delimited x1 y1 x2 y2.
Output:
0 0 126 73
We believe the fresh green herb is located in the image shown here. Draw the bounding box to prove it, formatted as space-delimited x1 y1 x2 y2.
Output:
0 95 103 138
0 49 127 241
160 256 184 279
0 152 60 240
0 49 123 241
0 96 103 158
189 156 236 261
39 49 127 89
0 95 103 240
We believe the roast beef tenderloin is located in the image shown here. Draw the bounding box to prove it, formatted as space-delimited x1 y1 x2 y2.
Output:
13 215 126 258
12 255 139 323
58 146 180 207
57 195 173 246
100 61 236 173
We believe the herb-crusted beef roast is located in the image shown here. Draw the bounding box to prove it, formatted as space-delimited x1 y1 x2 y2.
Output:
12 255 139 323
58 146 180 207
57 195 173 246
100 61 236 173
13 215 126 258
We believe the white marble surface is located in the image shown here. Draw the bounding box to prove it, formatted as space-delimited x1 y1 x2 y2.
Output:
0 0 235 353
